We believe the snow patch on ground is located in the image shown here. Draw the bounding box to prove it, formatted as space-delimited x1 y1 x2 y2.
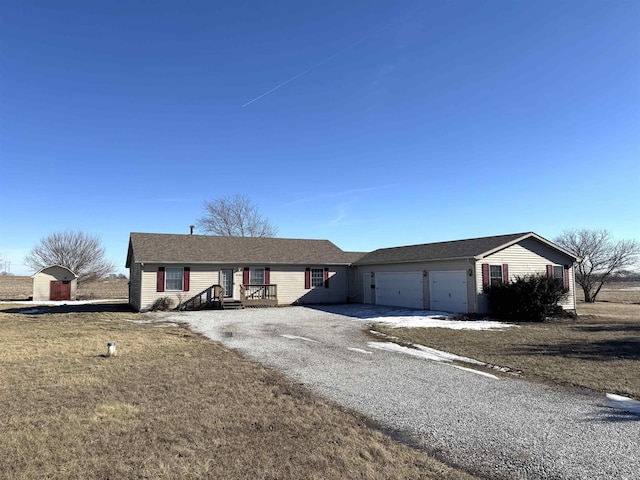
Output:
280 334 319 343
373 314 514 330
347 347 373 355
606 394 640 414
453 365 499 380
368 342 498 380
414 344 486 365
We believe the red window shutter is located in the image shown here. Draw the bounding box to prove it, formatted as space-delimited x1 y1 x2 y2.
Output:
324 267 329 288
157 267 165 292
563 264 570 292
305 268 311 289
183 267 190 291
502 264 509 283
546 265 553 278
481 264 489 289
264 267 270 284
243 267 250 286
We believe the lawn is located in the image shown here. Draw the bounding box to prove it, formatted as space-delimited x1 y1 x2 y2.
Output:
0 305 473 480
371 301 640 398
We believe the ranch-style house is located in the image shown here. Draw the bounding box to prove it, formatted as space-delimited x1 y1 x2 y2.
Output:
126 231 578 313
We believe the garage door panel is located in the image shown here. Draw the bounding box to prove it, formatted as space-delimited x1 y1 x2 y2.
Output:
376 272 423 309
430 271 468 313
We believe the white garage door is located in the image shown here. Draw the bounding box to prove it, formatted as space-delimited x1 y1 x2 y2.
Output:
375 272 424 309
430 271 468 313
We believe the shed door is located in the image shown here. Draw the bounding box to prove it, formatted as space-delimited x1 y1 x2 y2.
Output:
50 280 71 301
375 272 423 309
429 271 468 313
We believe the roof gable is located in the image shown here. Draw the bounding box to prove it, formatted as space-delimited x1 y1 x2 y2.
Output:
126 233 354 266
354 232 577 265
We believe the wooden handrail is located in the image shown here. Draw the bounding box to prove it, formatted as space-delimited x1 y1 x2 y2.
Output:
180 284 224 310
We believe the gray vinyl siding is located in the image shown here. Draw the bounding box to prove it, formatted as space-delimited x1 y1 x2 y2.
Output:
353 260 475 311
476 237 577 313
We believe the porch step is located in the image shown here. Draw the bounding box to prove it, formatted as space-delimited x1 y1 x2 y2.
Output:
222 300 244 310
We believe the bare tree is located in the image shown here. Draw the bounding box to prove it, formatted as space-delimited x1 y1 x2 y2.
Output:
196 195 278 237
555 229 639 302
25 230 115 283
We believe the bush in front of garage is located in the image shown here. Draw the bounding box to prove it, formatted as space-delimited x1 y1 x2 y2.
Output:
486 274 568 322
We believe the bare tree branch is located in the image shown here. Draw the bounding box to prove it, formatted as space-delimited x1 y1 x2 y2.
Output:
555 228 639 302
196 195 278 237
24 231 115 283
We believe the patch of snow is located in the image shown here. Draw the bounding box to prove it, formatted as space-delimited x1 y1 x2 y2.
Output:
368 342 498 380
368 341 473 364
606 394 640 414
414 344 486 366
21 308 43 314
453 365 499 380
347 347 373 355
280 334 319 343
373 314 514 330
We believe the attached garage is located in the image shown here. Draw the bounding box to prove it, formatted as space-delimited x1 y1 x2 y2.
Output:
375 272 424 309
31 265 78 302
429 271 468 313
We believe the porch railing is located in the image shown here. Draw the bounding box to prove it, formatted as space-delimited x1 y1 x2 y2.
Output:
240 284 278 306
180 284 224 310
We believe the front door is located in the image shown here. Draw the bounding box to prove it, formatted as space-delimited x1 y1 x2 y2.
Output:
50 280 71 301
220 269 234 298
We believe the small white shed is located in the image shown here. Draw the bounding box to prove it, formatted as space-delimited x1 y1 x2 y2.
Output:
32 265 78 301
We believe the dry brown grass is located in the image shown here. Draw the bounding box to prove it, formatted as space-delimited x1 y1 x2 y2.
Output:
0 276 128 301
371 301 640 398
0 306 473 480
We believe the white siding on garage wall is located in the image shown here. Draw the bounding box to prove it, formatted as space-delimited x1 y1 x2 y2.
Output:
475 238 576 313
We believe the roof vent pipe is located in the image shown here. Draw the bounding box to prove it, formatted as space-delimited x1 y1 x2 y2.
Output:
190 225 195 235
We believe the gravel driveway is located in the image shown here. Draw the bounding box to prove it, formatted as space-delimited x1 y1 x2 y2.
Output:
166 305 640 480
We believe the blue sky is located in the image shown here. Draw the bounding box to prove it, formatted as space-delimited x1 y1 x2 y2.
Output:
1 0 639 275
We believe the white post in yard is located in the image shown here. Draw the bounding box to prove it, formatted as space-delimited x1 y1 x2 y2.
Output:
106 342 117 357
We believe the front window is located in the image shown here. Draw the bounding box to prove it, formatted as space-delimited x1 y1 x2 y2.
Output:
311 268 324 287
250 267 264 285
165 268 183 291
489 265 503 286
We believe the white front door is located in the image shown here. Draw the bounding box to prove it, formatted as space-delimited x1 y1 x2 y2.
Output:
375 272 424 309
429 271 468 313
220 269 234 297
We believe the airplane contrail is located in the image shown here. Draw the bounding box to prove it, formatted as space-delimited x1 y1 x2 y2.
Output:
241 9 414 108
242 50 343 107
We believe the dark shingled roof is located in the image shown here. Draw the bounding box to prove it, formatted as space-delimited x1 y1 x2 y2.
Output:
126 233 354 266
354 232 536 265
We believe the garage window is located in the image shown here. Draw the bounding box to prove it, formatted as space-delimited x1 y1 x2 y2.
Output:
489 265 503 286
552 265 564 281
